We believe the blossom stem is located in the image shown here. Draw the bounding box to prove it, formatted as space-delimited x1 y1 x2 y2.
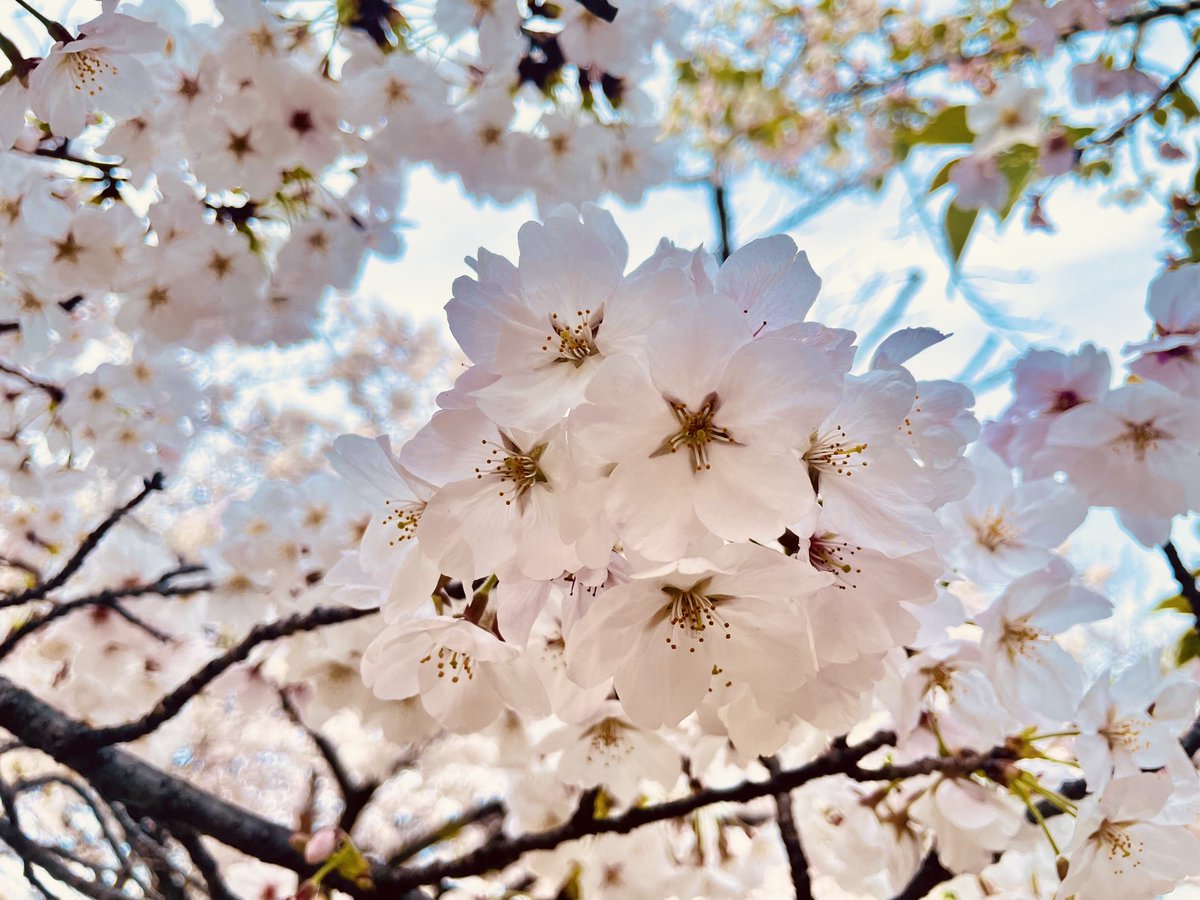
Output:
8 0 73 43
0 29 24 68
1027 730 1081 741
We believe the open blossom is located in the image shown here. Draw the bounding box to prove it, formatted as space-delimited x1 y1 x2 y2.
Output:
447 205 693 431
984 344 1112 476
544 701 682 804
28 13 167 137
1045 380 1200 544
1057 774 1200 899
564 543 831 729
399 409 580 581
975 561 1111 722
1126 264 1200 397
570 296 844 559
361 616 548 733
1074 658 1199 794
801 368 940 557
937 448 1086 584
968 78 1043 154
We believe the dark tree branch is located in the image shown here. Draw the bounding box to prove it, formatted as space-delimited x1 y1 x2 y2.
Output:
0 472 166 609
0 294 85 336
71 604 378 751
0 780 130 900
572 0 617 22
387 800 507 866
762 756 813 900
174 828 238 900
1163 541 1200 624
279 687 380 833
712 181 734 261
1090 45 1200 147
0 362 64 404
0 565 207 662
891 849 954 900
0 674 424 899
377 731 897 891
14 775 142 892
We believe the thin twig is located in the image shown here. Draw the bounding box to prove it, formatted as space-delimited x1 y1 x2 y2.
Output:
174 828 238 900
0 362 64 404
712 181 734 261
279 687 380 832
1088 45 1200 146
0 472 166 609
72 605 379 750
0 565 207 662
387 800 507 866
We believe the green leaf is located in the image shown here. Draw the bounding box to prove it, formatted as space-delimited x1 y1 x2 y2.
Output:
996 144 1038 220
1175 629 1200 667
945 202 979 265
929 158 961 194
914 106 974 146
1157 594 1192 614
1186 228 1200 262
1173 89 1200 122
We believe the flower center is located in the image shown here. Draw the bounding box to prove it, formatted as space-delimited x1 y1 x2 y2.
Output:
651 392 739 472
69 50 118 96
542 308 602 366
474 434 548 509
808 535 863 590
1100 717 1151 752
660 578 733 651
1117 420 1169 461
999 616 1047 661
967 507 1021 552
803 425 868 490
419 646 475 683
382 500 423 546
1095 820 1141 863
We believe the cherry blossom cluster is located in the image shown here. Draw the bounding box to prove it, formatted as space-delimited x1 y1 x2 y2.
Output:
0 0 682 355
323 207 1200 897
670 0 1200 263
986 263 1200 546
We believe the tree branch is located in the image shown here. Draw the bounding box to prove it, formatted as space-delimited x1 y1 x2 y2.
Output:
762 756 813 900
279 687 380 833
1163 541 1200 624
1089 45 1200 147
0 565 206 662
712 181 734 261
377 731 897 891
572 0 617 23
0 472 166 609
174 828 238 900
71 605 378 751
0 362 64 404
0 673 424 899
891 849 954 900
387 800 506 866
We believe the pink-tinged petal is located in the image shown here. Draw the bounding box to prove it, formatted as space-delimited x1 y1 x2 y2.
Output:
715 235 821 331
692 445 813 544
645 297 752 407
612 629 712 729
